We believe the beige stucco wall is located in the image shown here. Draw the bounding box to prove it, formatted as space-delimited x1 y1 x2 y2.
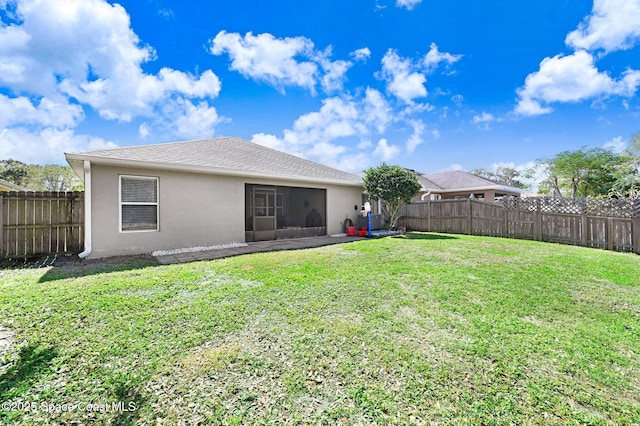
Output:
87 163 363 258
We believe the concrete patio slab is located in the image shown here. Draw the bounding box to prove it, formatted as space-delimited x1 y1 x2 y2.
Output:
155 236 365 264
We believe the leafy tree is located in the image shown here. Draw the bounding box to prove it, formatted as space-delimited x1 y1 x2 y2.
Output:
0 160 82 191
536 147 624 198
363 163 421 229
26 164 82 191
471 166 529 189
0 159 29 185
610 132 640 198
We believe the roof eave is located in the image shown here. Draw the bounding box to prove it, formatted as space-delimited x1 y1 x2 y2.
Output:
420 184 525 194
0 178 30 191
65 153 363 187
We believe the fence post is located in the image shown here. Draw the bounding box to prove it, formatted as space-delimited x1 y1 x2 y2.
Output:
427 200 432 232
581 212 588 248
607 217 614 251
502 202 508 238
0 194 3 259
66 192 74 253
533 198 542 241
467 199 473 235
633 214 640 255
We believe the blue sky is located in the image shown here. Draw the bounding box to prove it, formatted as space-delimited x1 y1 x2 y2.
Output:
1 0 639 179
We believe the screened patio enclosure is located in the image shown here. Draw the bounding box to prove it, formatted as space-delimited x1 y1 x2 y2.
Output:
245 184 327 242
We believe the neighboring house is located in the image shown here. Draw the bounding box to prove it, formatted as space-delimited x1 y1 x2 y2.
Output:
0 178 29 191
413 170 525 202
65 137 364 259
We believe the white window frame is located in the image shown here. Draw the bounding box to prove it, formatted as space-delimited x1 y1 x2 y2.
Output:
119 175 159 233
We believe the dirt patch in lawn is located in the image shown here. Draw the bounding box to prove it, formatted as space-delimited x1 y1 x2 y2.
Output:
141 314 348 423
0 326 15 352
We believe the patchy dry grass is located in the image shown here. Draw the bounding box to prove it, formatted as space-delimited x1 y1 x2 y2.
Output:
0 233 639 424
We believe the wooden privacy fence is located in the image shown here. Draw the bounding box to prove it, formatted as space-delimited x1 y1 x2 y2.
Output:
1 191 84 259
398 197 640 254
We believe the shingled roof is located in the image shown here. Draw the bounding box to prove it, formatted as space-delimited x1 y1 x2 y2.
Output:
417 170 506 191
66 137 362 186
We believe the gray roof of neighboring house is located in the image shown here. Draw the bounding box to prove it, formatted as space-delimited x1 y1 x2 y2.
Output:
0 178 30 191
417 170 524 193
66 137 362 186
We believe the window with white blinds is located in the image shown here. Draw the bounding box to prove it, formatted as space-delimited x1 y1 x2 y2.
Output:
119 176 159 232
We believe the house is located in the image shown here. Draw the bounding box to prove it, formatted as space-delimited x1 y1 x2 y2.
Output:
65 137 364 259
413 170 525 202
0 178 29 191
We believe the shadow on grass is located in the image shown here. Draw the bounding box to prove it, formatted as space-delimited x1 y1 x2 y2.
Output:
38 255 160 283
108 372 148 426
0 344 58 400
393 232 459 241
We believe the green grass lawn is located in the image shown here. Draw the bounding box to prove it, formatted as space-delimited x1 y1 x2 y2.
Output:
1 233 639 425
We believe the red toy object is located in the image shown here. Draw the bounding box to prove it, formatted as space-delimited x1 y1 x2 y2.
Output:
357 226 368 237
346 226 357 236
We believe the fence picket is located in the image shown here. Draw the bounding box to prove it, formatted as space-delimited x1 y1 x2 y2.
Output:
399 197 638 254
1 191 84 259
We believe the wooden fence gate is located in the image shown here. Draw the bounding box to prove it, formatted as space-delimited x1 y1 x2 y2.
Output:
398 197 640 254
1 191 84 259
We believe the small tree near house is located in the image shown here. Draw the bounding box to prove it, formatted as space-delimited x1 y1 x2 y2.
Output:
363 163 421 229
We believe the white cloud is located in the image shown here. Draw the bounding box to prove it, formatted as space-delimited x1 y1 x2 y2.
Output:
400 102 435 116
515 51 640 116
160 98 222 140
357 139 373 149
374 138 400 160
138 122 151 139
379 45 461 104
250 89 392 171
424 43 462 73
604 136 627 153
472 112 495 124
396 0 422 10
157 8 174 19
61 68 221 121
251 133 287 152
514 97 553 117
516 0 640 117
210 31 317 93
0 0 224 162
451 94 464 107
448 163 464 171
0 95 84 128
472 112 496 130
350 47 371 62
137 97 223 141
406 119 425 153
565 0 640 53
315 47 353 93
306 141 348 166
380 49 427 103
287 97 361 145
210 31 354 95
362 88 393 133
0 127 117 164
1 0 221 120
331 152 372 173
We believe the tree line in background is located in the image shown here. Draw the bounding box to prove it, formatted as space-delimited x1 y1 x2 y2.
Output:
472 131 640 199
0 159 82 191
